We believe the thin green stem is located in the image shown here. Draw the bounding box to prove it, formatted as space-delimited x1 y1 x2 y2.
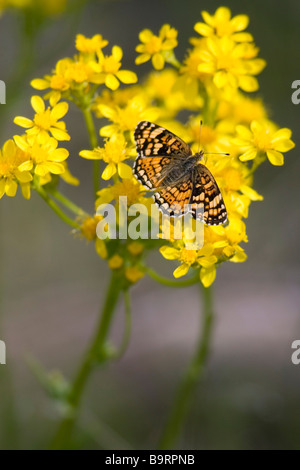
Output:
81 107 99 195
146 267 199 288
50 272 122 450
50 188 89 217
34 185 81 230
113 289 132 359
158 284 214 450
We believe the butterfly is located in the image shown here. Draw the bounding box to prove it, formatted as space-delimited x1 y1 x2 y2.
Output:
133 121 228 225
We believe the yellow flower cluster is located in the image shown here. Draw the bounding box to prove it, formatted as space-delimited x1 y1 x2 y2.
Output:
31 34 137 106
0 95 74 198
135 24 178 70
1 7 295 288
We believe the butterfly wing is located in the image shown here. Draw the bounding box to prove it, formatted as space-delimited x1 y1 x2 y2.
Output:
133 121 227 224
134 155 175 189
134 121 192 158
190 164 227 225
133 121 192 190
154 178 193 217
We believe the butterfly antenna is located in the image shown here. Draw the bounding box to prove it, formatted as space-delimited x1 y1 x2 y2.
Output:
197 119 202 153
204 152 230 156
197 120 230 156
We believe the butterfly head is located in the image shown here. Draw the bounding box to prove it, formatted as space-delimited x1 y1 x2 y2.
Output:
192 150 205 163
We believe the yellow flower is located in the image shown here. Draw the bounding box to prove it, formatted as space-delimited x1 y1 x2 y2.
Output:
80 134 133 181
0 139 32 199
81 215 102 241
197 37 266 92
98 95 160 136
75 34 108 53
188 117 232 154
14 134 69 177
95 238 108 259
60 162 80 186
160 243 217 279
200 265 217 288
14 96 70 141
108 254 124 269
31 60 72 106
145 69 204 117
217 93 267 125
234 121 295 165
125 266 144 283
205 219 248 262
96 178 148 209
127 241 144 256
194 7 253 42
136 24 178 70
92 86 142 118
95 46 137 90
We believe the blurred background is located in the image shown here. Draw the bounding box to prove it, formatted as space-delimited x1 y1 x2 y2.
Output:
0 0 300 450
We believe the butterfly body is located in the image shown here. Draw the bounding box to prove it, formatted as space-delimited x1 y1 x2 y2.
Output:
133 121 228 225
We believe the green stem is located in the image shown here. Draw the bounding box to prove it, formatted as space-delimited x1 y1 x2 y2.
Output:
34 185 81 230
146 267 199 288
50 188 89 217
81 107 99 195
158 284 214 450
50 272 122 450
112 289 132 359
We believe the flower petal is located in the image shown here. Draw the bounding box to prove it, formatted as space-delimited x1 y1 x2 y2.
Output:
31 79 49 90
139 29 153 43
31 95 45 114
200 265 216 287
50 101 68 120
118 162 132 179
50 127 70 141
105 74 120 90
18 161 33 172
198 255 218 268
135 53 151 65
5 179 18 197
230 14 249 32
271 128 292 142
239 149 257 161
266 150 284 166
240 185 263 201
152 53 164 70
173 263 189 278
79 150 101 160
102 162 116 180
20 183 31 199
273 139 295 153
46 162 66 174
14 117 33 128
194 22 213 37
116 70 137 84
49 148 69 162
159 246 179 260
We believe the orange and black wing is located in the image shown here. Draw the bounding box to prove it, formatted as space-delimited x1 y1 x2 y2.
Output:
190 164 227 225
153 179 193 217
134 121 192 158
133 121 192 190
